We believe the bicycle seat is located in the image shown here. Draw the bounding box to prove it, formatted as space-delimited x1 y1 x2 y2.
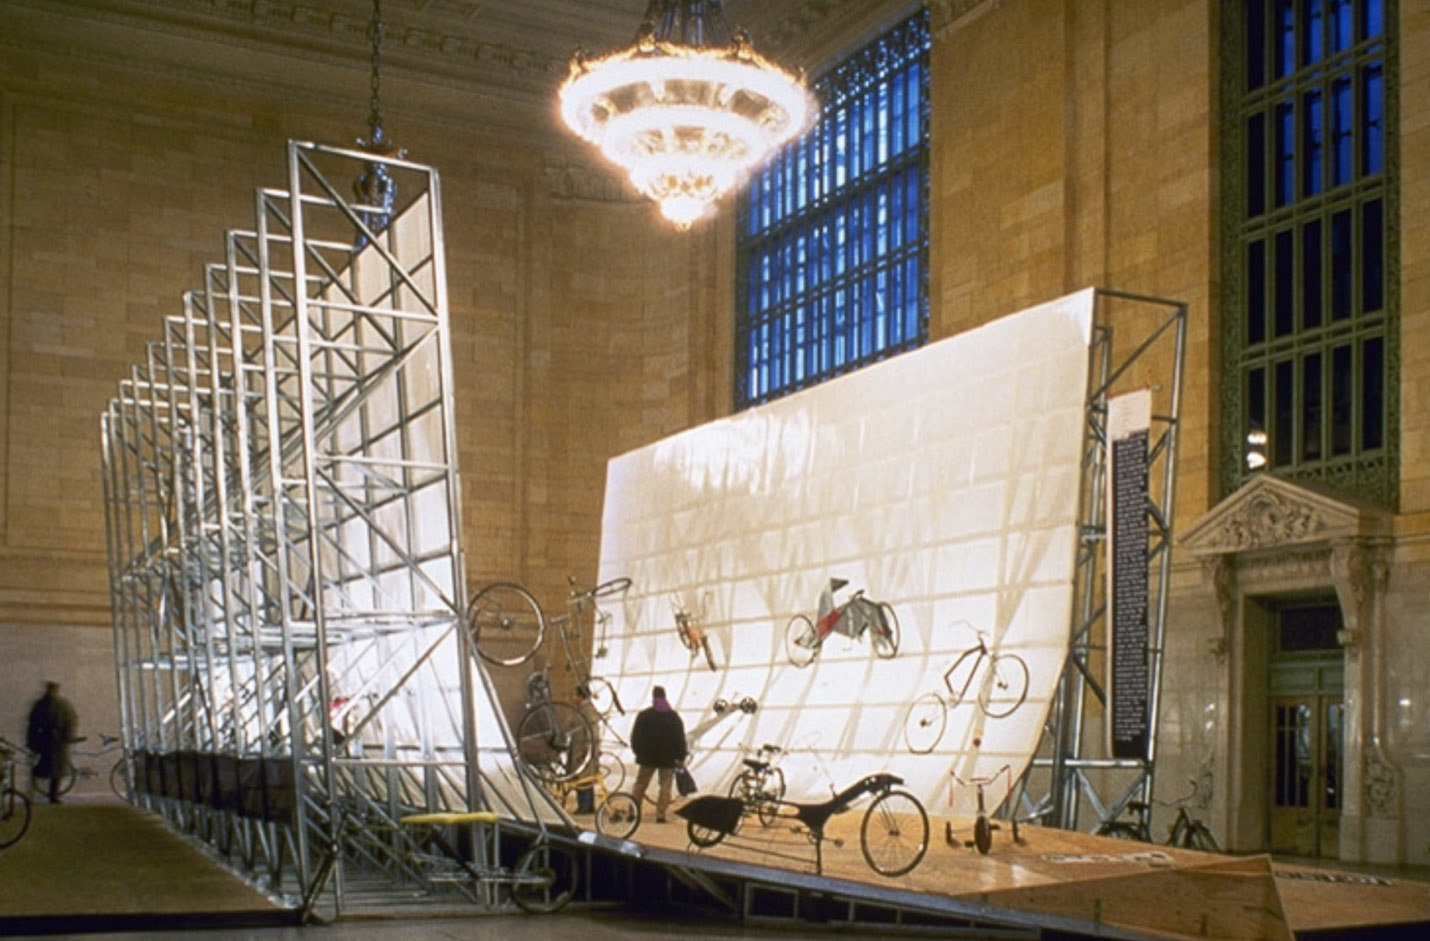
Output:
1126 801 1151 813
742 759 771 773
794 773 902 834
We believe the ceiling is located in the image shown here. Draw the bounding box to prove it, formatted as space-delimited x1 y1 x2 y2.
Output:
7 0 926 154
22 0 922 104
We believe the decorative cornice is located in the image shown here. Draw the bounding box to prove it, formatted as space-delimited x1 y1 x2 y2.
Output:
1181 474 1390 556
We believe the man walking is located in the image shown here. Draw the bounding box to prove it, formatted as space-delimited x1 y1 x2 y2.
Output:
27 681 78 804
630 685 686 823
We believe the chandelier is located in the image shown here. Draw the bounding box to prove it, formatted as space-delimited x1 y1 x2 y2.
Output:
558 0 815 229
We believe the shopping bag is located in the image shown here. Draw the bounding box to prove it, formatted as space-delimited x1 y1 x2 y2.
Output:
674 765 698 796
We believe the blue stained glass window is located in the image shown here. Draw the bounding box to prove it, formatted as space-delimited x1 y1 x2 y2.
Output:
1362 62 1383 174
1302 0 1324 65
736 10 929 408
1331 76 1353 186
1276 0 1296 77
1276 101 1296 206
1230 0 1392 503
1303 89 1323 196
1331 0 1353 51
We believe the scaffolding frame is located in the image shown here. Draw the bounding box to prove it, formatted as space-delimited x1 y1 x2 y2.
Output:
100 141 559 916
1019 288 1189 833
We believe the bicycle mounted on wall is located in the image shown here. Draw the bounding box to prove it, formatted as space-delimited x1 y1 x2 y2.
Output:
784 578 900 668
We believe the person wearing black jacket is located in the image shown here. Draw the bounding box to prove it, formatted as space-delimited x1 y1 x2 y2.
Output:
629 685 687 823
26 681 78 804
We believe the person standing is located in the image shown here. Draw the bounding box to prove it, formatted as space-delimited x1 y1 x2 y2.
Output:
26 681 78 804
629 684 687 823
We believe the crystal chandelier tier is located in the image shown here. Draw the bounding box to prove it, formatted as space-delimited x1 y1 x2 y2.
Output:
558 0 815 228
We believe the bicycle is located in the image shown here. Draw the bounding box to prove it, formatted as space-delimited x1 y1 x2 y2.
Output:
1096 781 1220 852
726 742 786 827
546 768 641 839
513 667 596 785
30 733 128 799
468 576 630 717
677 772 929 878
0 738 33 848
784 578 900 668
672 593 718 672
945 764 1020 855
902 625 1030 753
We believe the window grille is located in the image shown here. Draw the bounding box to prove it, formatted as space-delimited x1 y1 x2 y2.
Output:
1223 0 1397 506
735 10 930 408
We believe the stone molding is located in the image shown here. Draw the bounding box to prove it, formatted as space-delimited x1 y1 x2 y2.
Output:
1182 475 1402 845
1180 474 1389 555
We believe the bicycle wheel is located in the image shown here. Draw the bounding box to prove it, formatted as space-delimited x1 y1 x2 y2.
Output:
978 653 1030 719
109 756 130 800
515 702 593 784
860 789 928 877
686 817 731 848
468 582 545 667
0 788 32 848
590 576 633 598
973 815 993 855
784 614 817 668
871 602 900 659
510 841 577 914
31 764 77 799
1095 821 1147 841
598 752 626 793
582 676 621 717
728 771 756 802
1183 822 1220 853
596 791 640 839
756 768 785 828
902 692 947 754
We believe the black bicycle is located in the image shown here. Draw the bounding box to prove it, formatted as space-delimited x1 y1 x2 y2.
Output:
677 772 928 877
1096 782 1219 852
0 738 33 849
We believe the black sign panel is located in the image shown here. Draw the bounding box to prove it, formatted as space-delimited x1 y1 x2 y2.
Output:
1109 428 1149 760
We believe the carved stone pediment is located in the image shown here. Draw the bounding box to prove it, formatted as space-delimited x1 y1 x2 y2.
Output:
1181 474 1389 557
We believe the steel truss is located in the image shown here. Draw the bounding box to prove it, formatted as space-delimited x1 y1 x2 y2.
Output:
1019 288 1189 833
100 141 559 918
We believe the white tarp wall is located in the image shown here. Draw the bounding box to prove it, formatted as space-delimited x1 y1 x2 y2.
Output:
594 289 1094 816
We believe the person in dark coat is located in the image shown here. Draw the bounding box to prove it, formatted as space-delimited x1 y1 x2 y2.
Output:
26 681 78 804
629 685 686 823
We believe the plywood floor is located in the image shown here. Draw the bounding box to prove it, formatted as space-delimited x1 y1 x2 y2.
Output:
0 802 282 919
628 807 1430 941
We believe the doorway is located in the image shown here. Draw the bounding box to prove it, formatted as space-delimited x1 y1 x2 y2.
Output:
1267 601 1344 858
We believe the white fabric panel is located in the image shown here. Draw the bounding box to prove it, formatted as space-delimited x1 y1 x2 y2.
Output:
594 290 1094 815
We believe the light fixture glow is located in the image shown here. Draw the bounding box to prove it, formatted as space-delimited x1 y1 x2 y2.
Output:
1245 424 1268 472
558 1 815 229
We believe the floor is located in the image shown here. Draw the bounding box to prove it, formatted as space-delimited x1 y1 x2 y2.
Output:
5 797 1430 941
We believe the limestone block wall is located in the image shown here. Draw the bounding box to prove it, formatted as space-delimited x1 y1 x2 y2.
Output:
0 4 727 733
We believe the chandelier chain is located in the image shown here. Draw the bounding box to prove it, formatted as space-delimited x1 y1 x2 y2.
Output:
367 0 384 142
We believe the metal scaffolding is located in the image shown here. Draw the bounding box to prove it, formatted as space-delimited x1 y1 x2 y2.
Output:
1020 288 1189 833
100 141 557 917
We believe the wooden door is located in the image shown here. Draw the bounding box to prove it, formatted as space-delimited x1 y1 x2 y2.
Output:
1269 694 1343 857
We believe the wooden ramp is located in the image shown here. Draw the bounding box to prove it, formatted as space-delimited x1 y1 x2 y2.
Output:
613 812 1430 940
0 802 294 934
